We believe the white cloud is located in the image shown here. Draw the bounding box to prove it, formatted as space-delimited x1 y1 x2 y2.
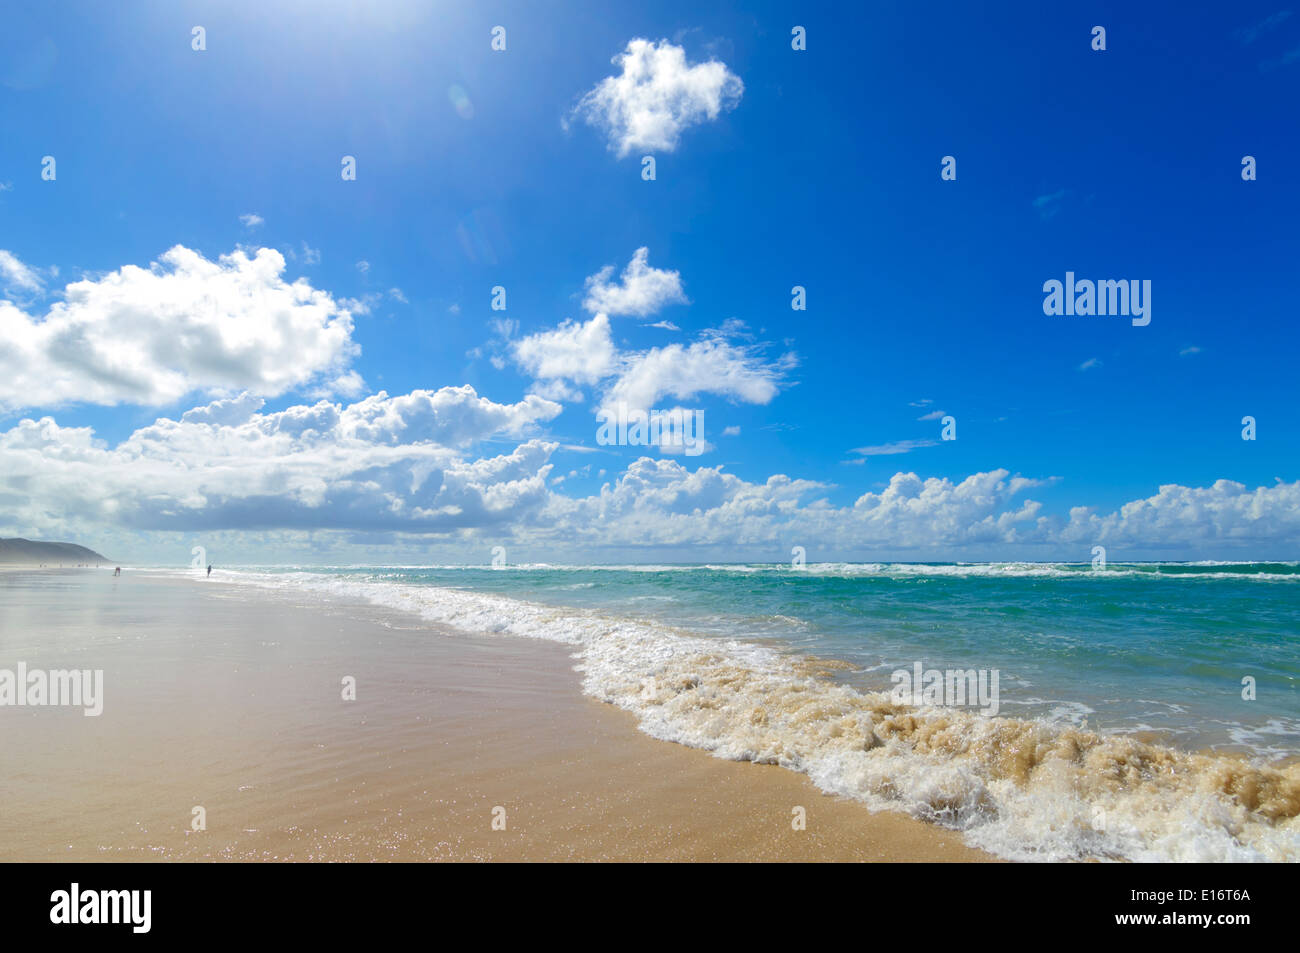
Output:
339 386 561 447
497 255 790 444
301 243 321 265
239 213 264 229
1079 357 1101 371
0 249 45 293
570 38 743 157
508 315 792 450
582 247 687 317
339 293 384 315
541 464 1049 553
916 410 945 422
356 260 370 275
1180 345 1202 357
851 439 938 457
846 471 1048 546
309 370 367 400
0 245 360 411
525 379 586 403
602 334 790 416
512 315 618 386
179 392 266 426
0 386 562 536
5 395 1296 559
389 287 408 304
1061 479 1300 548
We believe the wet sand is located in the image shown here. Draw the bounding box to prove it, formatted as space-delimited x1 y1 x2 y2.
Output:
0 570 993 862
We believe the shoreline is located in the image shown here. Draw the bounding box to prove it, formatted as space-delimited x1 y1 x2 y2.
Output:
0 569 995 862
206 567 1300 862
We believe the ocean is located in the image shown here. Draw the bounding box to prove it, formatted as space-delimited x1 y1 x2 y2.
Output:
210 561 1300 862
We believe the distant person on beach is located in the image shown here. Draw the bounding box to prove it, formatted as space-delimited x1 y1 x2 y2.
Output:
207 564 212 578
113 567 121 576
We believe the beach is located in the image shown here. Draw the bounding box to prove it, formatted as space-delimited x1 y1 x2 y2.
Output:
0 569 991 862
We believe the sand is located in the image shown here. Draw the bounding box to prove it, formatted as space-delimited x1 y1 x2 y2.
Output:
0 569 994 862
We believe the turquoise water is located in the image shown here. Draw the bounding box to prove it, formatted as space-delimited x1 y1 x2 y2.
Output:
231 561 1300 759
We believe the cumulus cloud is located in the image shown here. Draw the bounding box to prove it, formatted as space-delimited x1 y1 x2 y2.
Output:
338 386 561 447
1061 479 1300 548
525 465 1054 553
582 247 687 317
239 213 264 229
513 314 619 387
0 386 562 535
546 467 1300 555
508 314 793 428
3 392 1297 559
0 245 360 411
847 471 1047 547
570 38 743 157
496 250 791 450
179 392 266 426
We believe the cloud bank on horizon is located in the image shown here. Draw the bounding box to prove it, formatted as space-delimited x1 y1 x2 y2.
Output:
3 384 1297 560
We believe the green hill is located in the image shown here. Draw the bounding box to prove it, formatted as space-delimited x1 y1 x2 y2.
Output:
0 538 112 566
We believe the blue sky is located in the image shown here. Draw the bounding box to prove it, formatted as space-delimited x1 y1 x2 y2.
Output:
1 0 1298 563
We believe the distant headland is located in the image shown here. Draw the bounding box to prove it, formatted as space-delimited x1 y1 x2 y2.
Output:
0 538 112 566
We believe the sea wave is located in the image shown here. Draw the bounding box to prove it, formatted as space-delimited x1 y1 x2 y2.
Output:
201 561 1300 581
189 568 1300 862
161 561 1300 580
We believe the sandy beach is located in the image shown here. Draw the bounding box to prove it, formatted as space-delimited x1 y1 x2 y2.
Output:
0 569 992 862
